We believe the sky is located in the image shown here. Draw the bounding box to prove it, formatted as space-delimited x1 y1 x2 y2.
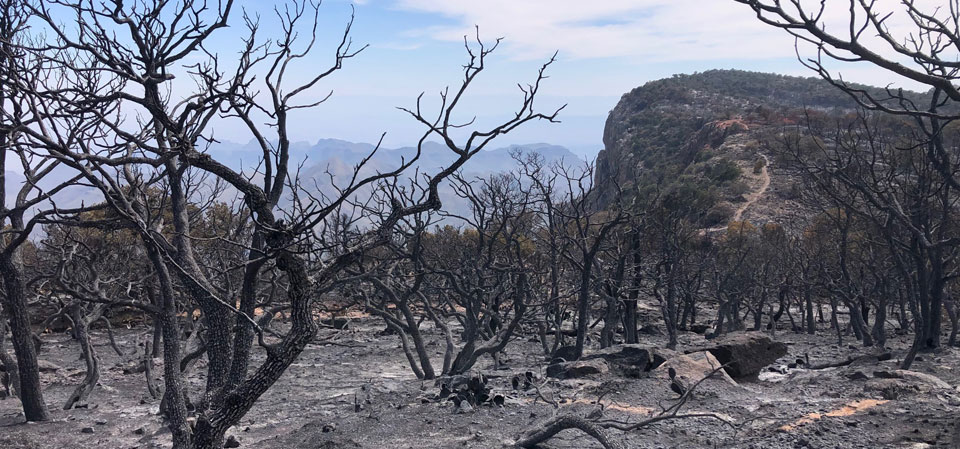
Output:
112 1 951 158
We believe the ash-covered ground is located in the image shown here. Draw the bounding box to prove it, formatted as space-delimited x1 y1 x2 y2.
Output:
0 315 956 449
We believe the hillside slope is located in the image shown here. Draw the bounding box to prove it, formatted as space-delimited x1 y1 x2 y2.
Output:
596 70 916 229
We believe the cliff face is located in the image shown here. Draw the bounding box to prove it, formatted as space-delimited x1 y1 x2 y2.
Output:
596 70 873 229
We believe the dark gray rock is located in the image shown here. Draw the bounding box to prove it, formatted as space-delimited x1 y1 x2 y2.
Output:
224 435 241 448
320 317 350 330
847 371 869 381
552 346 579 362
705 332 788 378
545 359 608 379
38 360 62 373
583 344 651 368
688 324 711 335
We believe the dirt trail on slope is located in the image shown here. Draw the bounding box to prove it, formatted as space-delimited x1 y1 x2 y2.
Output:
706 153 770 233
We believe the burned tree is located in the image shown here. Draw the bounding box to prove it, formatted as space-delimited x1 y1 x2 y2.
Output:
3 1 562 446
734 0 960 351
557 162 628 360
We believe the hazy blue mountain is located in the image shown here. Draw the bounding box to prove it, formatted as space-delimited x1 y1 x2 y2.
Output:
204 138 581 176
4 140 581 226
203 138 583 222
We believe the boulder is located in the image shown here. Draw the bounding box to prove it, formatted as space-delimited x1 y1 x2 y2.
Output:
552 346 579 362
582 344 677 377
894 370 951 390
869 370 951 390
654 351 737 386
38 360 62 373
545 359 608 379
649 348 679 370
705 332 787 378
864 370 951 400
864 378 918 400
583 344 650 373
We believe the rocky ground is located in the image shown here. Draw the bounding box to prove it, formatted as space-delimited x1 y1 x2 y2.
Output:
0 314 956 449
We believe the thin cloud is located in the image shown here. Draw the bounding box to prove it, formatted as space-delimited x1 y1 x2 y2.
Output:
392 0 953 67
393 0 798 61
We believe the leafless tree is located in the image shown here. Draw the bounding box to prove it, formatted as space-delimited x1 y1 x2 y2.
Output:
3 1 562 446
551 162 629 360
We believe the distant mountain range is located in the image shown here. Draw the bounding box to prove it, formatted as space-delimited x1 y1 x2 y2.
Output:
205 138 580 176
205 138 582 221
5 140 583 224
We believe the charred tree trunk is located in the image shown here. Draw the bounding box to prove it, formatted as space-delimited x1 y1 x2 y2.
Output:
144 246 192 448
623 231 643 344
0 254 48 421
63 305 100 410
0 312 21 398
574 263 593 360
190 245 318 449
805 288 815 335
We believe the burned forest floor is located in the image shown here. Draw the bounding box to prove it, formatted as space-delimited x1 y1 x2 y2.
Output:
0 310 957 449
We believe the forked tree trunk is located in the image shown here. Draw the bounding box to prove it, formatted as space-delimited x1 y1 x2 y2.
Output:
63 306 100 410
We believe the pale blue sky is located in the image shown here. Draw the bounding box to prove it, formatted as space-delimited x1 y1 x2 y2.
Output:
70 0 942 158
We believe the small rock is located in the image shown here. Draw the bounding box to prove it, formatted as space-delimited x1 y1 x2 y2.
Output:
847 371 869 381
689 324 711 335
224 435 241 448
38 360 62 373
321 424 336 433
320 317 350 330
639 324 662 335
457 401 474 414
80 427 95 434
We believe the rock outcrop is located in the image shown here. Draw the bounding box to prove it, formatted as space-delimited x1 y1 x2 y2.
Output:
705 331 787 378
654 351 738 386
